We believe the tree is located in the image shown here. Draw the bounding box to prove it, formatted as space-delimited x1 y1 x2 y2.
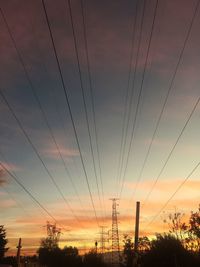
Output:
138 236 151 252
40 237 58 250
123 235 151 267
123 235 134 267
187 205 200 251
37 237 58 266
61 246 82 267
0 225 8 260
83 250 108 267
164 211 188 240
141 234 199 267
164 205 200 252
189 205 200 238
38 244 81 267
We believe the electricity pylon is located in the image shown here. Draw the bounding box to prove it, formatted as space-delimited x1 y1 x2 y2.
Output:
46 221 61 247
99 225 108 258
110 198 120 267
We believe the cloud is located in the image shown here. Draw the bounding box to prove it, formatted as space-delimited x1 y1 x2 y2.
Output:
125 178 200 195
0 199 16 209
0 169 6 186
0 161 21 173
43 146 79 160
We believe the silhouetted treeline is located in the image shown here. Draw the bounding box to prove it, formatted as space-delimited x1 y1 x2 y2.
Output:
123 205 200 267
139 234 200 267
38 246 82 267
0 256 17 267
1 205 200 267
38 246 109 267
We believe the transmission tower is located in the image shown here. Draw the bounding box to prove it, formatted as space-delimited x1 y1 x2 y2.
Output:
99 226 108 255
110 198 120 267
46 221 61 247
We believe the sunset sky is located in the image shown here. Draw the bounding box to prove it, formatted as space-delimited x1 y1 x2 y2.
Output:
0 0 200 256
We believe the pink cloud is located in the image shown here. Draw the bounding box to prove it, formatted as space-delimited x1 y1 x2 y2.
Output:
0 161 21 173
1 0 198 88
43 146 79 160
0 198 16 208
0 169 6 186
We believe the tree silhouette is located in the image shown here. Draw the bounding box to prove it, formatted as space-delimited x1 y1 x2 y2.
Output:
38 244 81 267
138 236 151 252
83 250 108 267
189 206 200 237
0 225 8 260
141 234 199 267
123 235 134 267
40 237 58 250
167 211 188 240
163 205 200 251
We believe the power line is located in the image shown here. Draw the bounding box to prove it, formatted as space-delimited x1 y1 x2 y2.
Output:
67 0 102 221
0 150 54 220
0 87 88 227
0 8 92 230
143 96 200 205
29 6 90 219
0 161 57 222
119 0 159 198
80 0 106 221
116 0 139 195
0 174 31 219
118 0 146 197
145 160 200 228
130 0 200 200
1 6 93 233
41 0 99 226
0 160 72 232
0 6 87 220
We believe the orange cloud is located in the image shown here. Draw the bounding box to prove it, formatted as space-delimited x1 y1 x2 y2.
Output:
125 178 200 195
4 198 200 256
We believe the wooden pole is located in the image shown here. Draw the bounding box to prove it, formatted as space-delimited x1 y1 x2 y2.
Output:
16 238 22 267
134 202 140 252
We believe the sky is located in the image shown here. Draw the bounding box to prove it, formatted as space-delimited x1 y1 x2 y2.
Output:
0 0 200 256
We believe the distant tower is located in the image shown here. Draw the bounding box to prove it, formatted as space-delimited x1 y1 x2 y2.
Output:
46 221 61 248
110 198 120 267
99 226 108 255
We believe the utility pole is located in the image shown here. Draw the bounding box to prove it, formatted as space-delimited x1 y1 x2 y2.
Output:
16 238 22 267
134 201 140 252
95 241 98 254
110 198 120 267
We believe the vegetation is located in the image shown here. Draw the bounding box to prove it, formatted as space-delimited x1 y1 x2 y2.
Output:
38 236 81 267
140 234 199 267
164 206 200 251
38 245 81 267
123 235 134 267
1 205 200 267
0 225 8 260
121 205 200 267
83 250 108 267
